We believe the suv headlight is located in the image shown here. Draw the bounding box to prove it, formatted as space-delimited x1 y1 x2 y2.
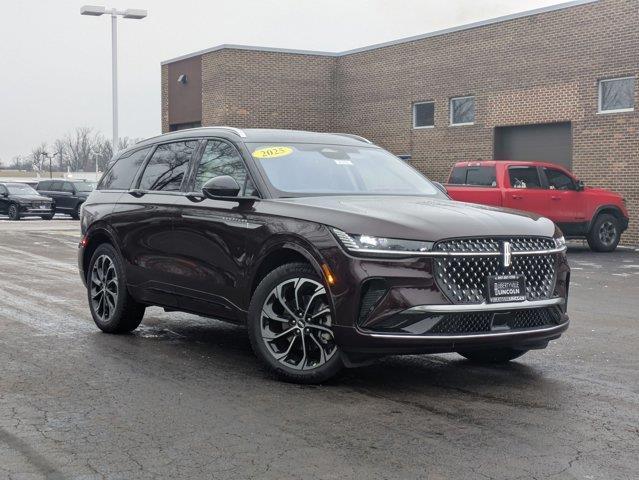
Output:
332 228 433 256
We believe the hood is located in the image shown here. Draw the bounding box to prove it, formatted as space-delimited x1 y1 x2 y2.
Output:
11 194 52 203
271 196 557 240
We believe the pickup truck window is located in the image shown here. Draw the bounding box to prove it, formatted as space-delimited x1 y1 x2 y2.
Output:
508 166 542 189
544 168 576 191
449 166 496 187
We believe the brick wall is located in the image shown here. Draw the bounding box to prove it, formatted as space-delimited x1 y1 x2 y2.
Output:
201 49 337 132
163 0 638 244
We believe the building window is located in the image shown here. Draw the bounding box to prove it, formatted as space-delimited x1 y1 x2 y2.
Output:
169 121 202 132
413 102 434 128
450 96 475 125
598 77 635 113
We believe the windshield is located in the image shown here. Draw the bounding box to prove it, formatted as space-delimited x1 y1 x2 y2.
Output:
6 184 38 195
75 182 96 192
249 143 441 197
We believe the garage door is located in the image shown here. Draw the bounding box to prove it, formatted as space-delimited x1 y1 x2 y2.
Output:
494 122 572 170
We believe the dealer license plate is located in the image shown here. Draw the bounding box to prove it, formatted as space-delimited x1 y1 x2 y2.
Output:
487 274 526 303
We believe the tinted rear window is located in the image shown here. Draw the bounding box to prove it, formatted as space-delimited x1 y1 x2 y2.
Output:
449 166 496 186
99 147 150 190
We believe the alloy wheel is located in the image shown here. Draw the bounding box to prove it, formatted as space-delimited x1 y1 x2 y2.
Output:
598 220 617 246
260 277 337 370
90 254 118 322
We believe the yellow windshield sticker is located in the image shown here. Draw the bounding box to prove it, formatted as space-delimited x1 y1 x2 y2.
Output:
252 146 293 159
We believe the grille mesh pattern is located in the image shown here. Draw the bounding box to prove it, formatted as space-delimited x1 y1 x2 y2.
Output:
429 312 493 334
434 237 557 304
426 307 560 335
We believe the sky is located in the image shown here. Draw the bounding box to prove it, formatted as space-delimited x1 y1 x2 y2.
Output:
0 0 568 164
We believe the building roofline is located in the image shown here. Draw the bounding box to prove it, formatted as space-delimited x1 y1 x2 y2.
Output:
161 0 598 65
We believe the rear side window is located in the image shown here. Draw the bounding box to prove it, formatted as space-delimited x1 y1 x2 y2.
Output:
449 167 466 184
99 147 150 191
138 141 198 192
37 181 51 190
448 166 496 186
62 182 74 193
508 166 542 189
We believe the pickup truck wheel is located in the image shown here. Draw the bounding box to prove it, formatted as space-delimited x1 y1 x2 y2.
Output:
458 348 528 363
587 214 620 252
247 263 343 384
8 204 21 221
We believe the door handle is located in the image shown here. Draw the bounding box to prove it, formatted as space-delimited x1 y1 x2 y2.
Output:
551 196 561 201
128 189 145 198
511 194 523 200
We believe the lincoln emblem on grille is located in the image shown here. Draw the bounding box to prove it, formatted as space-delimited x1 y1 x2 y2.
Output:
502 241 512 268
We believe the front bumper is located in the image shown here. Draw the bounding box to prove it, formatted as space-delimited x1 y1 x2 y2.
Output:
323 243 570 355
19 206 54 216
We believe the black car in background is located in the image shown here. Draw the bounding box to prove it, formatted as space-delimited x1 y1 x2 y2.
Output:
0 182 54 220
36 179 96 219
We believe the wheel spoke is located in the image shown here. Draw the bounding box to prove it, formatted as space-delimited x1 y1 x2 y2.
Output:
262 303 292 323
275 282 298 320
308 332 327 365
309 307 330 320
274 335 297 361
305 323 333 337
262 327 296 340
302 286 326 319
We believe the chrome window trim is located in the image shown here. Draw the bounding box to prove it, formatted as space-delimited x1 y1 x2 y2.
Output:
405 297 564 313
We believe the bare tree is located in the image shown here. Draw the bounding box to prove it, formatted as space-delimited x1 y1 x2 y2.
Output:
30 142 48 172
65 127 96 171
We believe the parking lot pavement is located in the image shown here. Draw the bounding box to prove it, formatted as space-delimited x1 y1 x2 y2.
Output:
0 220 637 480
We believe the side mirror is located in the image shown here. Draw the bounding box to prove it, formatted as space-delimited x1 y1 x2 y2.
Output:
576 180 585 191
202 175 241 199
432 181 450 198
1 192 8 198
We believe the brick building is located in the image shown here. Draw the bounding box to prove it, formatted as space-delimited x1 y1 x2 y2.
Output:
161 0 638 244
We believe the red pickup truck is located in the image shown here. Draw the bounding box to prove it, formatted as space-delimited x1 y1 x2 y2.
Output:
445 161 629 252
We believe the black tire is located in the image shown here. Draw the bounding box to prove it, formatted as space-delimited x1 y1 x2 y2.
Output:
247 262 343 384
458 348 528 363
70 204 81 220
587 213 620 252
87 243 145 333
40 214 54 220
8 204 21 221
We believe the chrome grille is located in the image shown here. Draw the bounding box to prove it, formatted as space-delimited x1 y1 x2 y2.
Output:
432 237 555 253
433 237 557 304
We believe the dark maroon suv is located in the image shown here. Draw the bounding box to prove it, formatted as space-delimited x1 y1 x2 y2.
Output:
79 128 570 383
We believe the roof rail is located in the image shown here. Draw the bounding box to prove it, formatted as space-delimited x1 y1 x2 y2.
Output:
332 133 373 144
214 126 247 138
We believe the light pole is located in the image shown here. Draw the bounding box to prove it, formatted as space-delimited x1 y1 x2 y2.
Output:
41 152 54 179
80 5 147 155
